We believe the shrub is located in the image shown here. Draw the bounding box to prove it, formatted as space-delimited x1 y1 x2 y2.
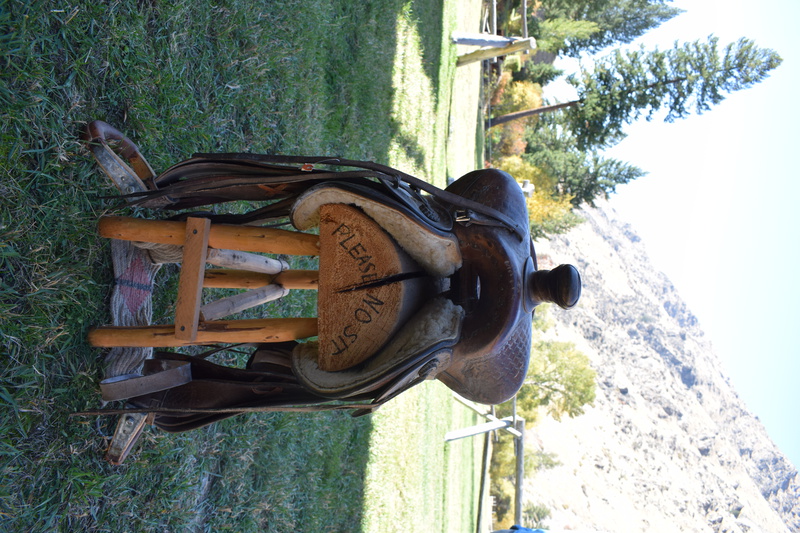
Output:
523 502 551 529
493 80 543 118
495 340 596 423
526 190 585 240
494 120 529 156
489 432 560 528
493 155 552 190
492 155 584 239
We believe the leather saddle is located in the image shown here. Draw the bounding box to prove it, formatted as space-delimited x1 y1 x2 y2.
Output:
83 121 581 433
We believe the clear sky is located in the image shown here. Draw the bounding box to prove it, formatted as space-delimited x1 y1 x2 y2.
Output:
550 0 800 468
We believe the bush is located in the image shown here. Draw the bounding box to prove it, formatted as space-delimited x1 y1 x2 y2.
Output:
491 475 515 528
491 156 584 239
489 432 560 528
495 340 596 423
490 71 512 108
523 502 551 529
493 121 529 156
493 80 543 118
489 78 543 157
493 155 552 190
525 190 585 240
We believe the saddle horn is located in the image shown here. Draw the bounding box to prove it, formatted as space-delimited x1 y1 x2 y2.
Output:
527 263 582 310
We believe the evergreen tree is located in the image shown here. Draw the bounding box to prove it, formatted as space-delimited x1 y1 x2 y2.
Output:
511 2 679 93
567 36 782 148
524 120 646 206
548 0 684 56
512 61 564 86
488 36 782 150
531 18 601 54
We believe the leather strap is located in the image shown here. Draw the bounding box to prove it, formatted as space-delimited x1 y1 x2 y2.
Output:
74 403 380 417
144 153 527 240
200 154 529 240
100 359 192 401
83 122 526 238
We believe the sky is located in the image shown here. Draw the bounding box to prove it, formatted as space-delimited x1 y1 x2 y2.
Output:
547 0 800 468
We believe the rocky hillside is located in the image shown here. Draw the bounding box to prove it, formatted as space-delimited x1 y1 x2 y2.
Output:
525 203 799 533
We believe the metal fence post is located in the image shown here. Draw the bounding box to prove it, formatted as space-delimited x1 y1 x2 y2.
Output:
514 417 525 525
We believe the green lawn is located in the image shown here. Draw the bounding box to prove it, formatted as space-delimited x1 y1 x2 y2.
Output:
364 382 485 532
1 0 485 531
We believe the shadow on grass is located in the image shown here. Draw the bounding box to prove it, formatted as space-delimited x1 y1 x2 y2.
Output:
0 0 454 530
411 0 448 92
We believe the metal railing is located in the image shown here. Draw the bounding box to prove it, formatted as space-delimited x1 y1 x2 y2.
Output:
446 393 526 530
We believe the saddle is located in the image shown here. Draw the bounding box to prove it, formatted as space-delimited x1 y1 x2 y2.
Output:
82 121 581 436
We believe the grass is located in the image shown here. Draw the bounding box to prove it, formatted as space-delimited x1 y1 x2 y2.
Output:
1 0 485 531
363 382 484 532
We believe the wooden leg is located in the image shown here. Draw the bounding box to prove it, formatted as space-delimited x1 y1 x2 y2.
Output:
88 318 319 347
274 270 320 290
203 269 319 290
200 285 289 321
174 217 210 341
205 249 288 274
94 217 322 349
99 216 320 256
203 269 273 288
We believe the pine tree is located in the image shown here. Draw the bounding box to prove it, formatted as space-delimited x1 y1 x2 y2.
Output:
567 36 783 148
488 36 783 149
531 18 601 54
524 120 647 206
555 0 684 56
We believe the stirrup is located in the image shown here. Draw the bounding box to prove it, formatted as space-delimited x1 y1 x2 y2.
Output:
82 120 160 200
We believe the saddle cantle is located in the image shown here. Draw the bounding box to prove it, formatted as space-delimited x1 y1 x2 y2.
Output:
82 120 581 437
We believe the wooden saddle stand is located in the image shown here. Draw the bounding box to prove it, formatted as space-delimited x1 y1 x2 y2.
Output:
79 121 582 464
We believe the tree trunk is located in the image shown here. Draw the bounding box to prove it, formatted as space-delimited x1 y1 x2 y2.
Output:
486 100 579 129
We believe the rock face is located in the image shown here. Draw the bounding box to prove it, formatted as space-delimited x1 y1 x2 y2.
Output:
525 203 799 533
